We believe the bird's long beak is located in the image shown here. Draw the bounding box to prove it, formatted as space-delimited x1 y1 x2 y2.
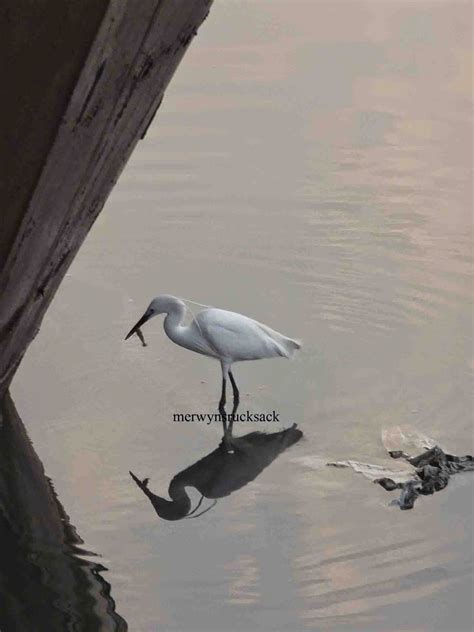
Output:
125 312 150 340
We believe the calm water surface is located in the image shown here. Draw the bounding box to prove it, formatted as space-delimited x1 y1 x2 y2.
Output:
13 2 473 630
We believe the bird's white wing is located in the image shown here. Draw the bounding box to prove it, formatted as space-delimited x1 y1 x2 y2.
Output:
195 309 296 362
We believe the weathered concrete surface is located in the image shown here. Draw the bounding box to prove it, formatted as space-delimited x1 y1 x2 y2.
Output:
0 0 109 270
0 392 127 630
0 0 213 396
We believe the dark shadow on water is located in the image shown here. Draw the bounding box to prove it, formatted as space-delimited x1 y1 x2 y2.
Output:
130 424 303 521
0 392 127 631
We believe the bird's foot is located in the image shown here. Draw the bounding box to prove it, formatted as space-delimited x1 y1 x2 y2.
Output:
221 434 235 455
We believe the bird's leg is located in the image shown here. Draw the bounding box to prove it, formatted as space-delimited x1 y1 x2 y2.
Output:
218 377 227 433
219 369 234 455
228 370 240 434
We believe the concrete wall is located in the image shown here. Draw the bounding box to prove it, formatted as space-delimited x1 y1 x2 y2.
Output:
0 0 213 396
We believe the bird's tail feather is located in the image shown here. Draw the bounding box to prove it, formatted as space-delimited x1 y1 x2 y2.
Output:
254 321 301 359
284 337 302 359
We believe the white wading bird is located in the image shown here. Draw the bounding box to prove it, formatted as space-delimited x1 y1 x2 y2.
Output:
125 295 301 448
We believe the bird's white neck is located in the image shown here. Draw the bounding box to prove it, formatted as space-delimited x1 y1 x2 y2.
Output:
163 298 188 344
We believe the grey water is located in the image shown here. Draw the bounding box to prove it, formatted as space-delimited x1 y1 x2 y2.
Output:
12 2 472 630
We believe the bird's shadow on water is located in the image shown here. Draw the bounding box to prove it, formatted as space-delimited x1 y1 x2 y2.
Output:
0 393 127 631
130 424 304 521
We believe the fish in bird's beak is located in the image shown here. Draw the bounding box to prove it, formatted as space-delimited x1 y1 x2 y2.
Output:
125 311 151 343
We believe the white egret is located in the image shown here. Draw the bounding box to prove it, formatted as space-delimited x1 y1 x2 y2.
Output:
125 295 301 446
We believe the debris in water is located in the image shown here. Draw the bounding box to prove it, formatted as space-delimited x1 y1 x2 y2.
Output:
328 426 473 510
376 446 473 510
298 426 473 511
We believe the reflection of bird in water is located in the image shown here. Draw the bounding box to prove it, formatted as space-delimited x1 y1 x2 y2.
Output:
130 424 303 521
125 295 301 451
